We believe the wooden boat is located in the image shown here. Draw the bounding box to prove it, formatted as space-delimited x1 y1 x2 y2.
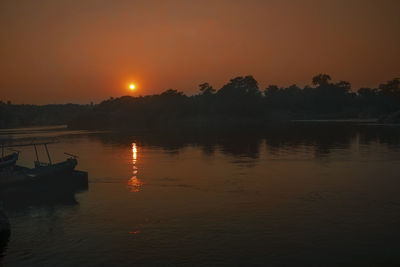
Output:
0 160 81 187
0 141 86 188
0 158 78 187
0 153 18 169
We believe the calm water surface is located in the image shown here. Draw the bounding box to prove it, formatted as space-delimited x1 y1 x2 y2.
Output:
1 125 400 266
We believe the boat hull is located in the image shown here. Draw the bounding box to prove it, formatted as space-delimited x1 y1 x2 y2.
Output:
0 158 79 187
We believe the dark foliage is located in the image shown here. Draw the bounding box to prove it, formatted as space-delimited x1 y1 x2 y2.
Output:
67 74 400 130
0 102 91 129
2 74 400 130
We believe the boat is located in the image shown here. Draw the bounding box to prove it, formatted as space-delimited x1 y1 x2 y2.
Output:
0 153 18 170
0 141 87 188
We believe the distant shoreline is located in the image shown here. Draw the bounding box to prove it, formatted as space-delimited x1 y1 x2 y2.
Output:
291 119 378 123
2 74 400 130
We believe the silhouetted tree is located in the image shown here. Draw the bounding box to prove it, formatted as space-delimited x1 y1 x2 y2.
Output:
218 76 261 98
379 78 400 99
312 74 332 86
161 89 185 97
335 81 351 93
263 85 279 97
199 83 216 95
27 75 400 130
358 88 378 97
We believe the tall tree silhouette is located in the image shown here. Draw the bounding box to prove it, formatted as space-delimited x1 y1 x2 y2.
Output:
199 83 216 95
218 76 261 98
312 74 332 86
379 78 400 99
263 85 280 97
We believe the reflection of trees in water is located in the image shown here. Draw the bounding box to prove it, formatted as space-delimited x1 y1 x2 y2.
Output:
201 144 215 156
263 124 357 157
91 124 400 160
217 134 263 159
92 131 263 159
358 126 400 148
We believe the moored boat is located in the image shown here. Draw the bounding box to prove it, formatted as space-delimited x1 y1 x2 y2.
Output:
0 158 79 187
0 141 86 188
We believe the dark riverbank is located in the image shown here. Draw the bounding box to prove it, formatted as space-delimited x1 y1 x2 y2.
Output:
0 103 91 129
2 75 400 130
67 75 400 130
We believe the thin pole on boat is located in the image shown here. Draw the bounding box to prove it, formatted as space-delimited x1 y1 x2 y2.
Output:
34 144 40 163
44 144 52 165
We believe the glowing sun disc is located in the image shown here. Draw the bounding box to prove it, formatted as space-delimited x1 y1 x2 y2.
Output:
129 84 135 90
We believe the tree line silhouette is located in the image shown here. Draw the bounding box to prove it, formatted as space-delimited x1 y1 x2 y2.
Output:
0 102 91 129
69 74 400 130
1 74 399 129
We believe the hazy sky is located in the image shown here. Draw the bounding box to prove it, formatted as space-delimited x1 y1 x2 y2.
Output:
1 0 399 104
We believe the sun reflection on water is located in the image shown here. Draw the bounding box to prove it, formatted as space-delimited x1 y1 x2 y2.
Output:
127 143 144 192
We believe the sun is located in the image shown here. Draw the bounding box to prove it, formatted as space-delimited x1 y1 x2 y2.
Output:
129 83 135 90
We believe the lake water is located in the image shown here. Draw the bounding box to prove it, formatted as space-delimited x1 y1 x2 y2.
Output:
1 124 400 266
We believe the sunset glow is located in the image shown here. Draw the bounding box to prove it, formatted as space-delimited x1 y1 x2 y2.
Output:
2 0 400 265
1 1 399 104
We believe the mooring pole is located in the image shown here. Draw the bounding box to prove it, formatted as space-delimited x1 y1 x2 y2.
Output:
44 144 52 165
34 144 39 163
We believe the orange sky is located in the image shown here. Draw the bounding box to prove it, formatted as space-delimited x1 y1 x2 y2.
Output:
1 0 399 104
